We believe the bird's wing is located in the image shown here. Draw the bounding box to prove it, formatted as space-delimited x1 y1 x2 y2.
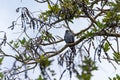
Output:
64 30 74 43
68 32 74 43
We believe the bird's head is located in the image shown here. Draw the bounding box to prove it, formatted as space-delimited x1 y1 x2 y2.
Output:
65 30 69 33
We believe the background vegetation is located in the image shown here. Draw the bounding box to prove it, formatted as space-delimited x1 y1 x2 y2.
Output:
0 0 120 80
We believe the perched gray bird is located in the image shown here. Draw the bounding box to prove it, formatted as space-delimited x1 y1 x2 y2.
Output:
64 30 76 54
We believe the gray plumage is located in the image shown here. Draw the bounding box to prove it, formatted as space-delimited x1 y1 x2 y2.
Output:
64 30 76 53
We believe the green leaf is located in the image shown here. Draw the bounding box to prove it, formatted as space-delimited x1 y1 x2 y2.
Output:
109 74 120 80
9 40 13 44
97 20 106 29
38 55 53 68
77 57 97 80
0 57 4 65
37 75 43 80
48 3 52 10
113 77 116 80
0 72 4 79
23 53 27 59
84 31 93 38
68 19 74 23
52 5 59 12
108 2 116 6
103 42 110 52
19 38 26 45
116 74 120 79
14 42 19 48
91 27 97 32
15 55 19 59
113 52 120 63
108 77 112 80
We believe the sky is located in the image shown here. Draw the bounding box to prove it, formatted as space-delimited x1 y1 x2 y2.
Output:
0 0 120 80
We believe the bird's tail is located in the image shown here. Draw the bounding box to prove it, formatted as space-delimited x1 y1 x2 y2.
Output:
70 46 76 55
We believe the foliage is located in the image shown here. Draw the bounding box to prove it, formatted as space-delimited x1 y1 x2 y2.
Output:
109 74 120 80
76 57 97 80
0 0 120 80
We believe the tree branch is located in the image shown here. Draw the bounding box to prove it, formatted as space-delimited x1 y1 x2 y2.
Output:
46 31 120 58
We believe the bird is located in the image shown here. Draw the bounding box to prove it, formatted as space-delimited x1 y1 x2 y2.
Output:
64 30 76 54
